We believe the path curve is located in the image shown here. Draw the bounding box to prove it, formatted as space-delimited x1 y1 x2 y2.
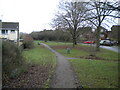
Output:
41 43 81 88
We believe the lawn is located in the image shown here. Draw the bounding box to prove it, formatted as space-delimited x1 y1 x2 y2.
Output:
36 40 72 46
69 59 119 88
54 48 118 61
23 41 56 66
22 41 56 88
41 41 119 88
96 49 119 61
45 42 119 61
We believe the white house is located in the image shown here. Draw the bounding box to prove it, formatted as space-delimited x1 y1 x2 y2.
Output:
0 20 19 42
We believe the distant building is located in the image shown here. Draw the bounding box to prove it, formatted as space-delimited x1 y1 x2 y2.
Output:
110 25 120 43
94 26 111 40
0 20 19 42
78 27 94 42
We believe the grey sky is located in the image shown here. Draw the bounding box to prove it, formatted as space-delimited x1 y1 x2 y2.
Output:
0 0 119 33
0 0 60 33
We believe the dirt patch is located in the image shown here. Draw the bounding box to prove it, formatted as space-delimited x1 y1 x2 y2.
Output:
80 55 119 62
3 65 51 88
80 54 105 60
51 45 92 52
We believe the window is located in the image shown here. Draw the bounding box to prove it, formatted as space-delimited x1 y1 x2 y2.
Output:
6 30 8 34
11 30 15 33
1 30 8 34
2 30 5 34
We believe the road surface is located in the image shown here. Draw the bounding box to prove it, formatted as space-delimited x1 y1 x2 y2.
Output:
82 44 120 53
100 45 120 53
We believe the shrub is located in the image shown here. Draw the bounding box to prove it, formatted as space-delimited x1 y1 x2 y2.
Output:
2 40 25 79
23 34 34 49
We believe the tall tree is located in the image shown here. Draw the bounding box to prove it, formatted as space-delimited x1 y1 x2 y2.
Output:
52 1 87 47
85 1 119 51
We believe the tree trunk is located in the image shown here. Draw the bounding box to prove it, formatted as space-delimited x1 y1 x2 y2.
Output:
72 28 77 47
75 41 77 45
96 26 100 51
74 37 77 45
72 35 77 47
72 38 77 47
73 40 75 47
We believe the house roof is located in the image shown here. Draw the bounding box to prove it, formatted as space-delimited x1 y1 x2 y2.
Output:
2 22 19 30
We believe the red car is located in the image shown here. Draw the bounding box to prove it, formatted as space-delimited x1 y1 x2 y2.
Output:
84 41 95 44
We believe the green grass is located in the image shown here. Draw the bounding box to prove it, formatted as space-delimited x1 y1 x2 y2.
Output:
41 41 118 61
23 46 55 65
69 59 119 88
56 49 89 58
96 49 119 61
44 42 72 46
34 41 119 88
22 41 56 88
35 40 72 46
42 41 119 88
54 48 118 61
23 41 56 65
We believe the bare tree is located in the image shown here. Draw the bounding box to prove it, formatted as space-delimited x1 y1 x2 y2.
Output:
85 1 119 51
52 1 87 47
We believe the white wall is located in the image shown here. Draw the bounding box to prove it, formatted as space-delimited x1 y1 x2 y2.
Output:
0 30 18 41
8 30 18 40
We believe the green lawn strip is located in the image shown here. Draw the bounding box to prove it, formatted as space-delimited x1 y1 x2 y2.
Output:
43 41 118 61
45 42 72 46
96 48 119 61
22 43 56 88
35 40 72 46
55 48 118 61
69 59 119 88
78 44 119 61
56 49 89 58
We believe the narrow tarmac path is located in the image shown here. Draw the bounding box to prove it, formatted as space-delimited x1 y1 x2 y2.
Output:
41 43 81 88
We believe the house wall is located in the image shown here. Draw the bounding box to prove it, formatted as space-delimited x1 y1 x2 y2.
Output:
0 30 18 41
0 21 2 29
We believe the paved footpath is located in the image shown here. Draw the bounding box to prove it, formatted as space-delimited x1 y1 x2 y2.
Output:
41 43 81 88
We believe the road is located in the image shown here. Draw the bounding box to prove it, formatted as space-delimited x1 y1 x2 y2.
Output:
100 45 120 53
82 44 120 53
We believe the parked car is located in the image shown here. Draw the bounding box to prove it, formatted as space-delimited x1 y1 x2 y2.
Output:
110 40 118 45
84 41 95 44
100 40 117 46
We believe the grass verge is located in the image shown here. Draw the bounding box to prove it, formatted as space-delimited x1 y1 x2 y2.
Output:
69 59 119 88
22 41 56 88
40 41 119 60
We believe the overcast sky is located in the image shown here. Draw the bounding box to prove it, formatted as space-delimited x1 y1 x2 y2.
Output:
0 0 60 33
0 0 119 33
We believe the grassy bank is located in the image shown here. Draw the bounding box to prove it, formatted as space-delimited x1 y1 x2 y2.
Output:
22 41 56 88
69 59 119 88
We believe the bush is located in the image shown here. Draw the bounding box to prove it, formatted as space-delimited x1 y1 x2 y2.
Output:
2 41 25 79
23 34 34 49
